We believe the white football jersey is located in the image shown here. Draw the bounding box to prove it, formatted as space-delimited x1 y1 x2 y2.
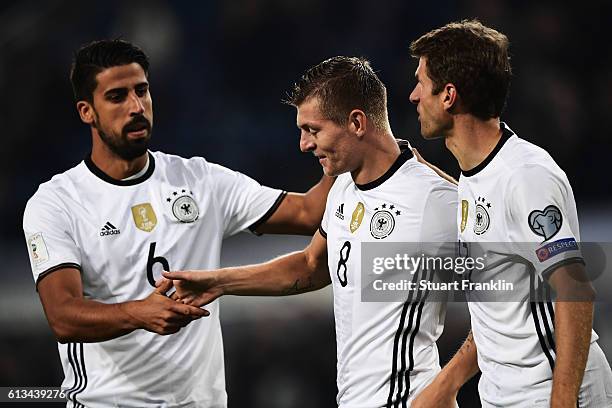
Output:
458 123 610 407
320 149 458 407
23 151 285 408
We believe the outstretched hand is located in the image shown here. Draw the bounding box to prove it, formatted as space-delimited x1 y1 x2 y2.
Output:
162 270 224 307
121 278 210 336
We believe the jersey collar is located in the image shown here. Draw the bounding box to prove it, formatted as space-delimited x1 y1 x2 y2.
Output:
461 122 514 178
355 148 414 191
85 151 156 186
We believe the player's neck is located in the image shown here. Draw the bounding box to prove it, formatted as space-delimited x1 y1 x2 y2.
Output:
90 135 148 180
445 116 501 173
351 131 401 185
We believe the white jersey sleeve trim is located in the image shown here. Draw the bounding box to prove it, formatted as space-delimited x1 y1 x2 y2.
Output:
247 190 288 235
36 262 82 289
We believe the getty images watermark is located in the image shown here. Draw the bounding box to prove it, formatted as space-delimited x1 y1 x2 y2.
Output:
360 242 611 302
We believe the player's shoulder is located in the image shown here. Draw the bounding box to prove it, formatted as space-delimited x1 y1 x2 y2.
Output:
499 128 570 193
499 125 563 175
152 150 239 179
398 157 458 194
26 160 89 210
151 150 208 171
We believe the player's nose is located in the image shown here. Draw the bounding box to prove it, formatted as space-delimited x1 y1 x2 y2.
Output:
299 131 315 152
409 86 419 105
128 91 145 116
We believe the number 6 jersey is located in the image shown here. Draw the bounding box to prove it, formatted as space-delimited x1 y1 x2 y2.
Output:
319 149 458 407
23 151 285 408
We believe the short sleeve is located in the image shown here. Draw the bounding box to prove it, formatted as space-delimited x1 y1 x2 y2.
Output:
419 182 458 265
507 165 584 280
208 163 286 237
318 197 331 239
23 190 81 285
420 182 459 244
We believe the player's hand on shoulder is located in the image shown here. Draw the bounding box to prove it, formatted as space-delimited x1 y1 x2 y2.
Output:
162 270 223 308
121 278 209 336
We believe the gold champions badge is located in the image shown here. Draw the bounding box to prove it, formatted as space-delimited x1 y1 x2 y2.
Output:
350 202 365 233
131 203 157 232
460 200 469 232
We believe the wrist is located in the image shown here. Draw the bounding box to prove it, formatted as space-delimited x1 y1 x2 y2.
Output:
117 301 143 331
213 269 231 296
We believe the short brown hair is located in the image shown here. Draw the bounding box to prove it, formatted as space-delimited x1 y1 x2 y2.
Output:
285 56 388 130
410 19 512 120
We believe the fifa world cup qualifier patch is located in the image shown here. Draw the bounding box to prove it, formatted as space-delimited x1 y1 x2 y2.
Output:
528 205 562 241
28 232 49 266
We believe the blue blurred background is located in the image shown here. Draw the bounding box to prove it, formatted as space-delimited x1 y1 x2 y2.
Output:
1 1 610 406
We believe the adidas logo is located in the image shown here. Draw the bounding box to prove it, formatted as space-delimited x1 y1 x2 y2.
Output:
100 222 121 237
335 203 345 220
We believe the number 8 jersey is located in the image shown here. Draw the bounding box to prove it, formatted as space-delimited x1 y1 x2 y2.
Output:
319 149 458 407
22 151 285 408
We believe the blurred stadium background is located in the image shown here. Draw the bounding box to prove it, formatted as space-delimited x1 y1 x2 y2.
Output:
1 1 610 406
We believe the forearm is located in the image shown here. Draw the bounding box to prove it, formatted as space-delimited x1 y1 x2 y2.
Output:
550 301 593 407
435 331 480 392
45 297 141 343
217 251 329 296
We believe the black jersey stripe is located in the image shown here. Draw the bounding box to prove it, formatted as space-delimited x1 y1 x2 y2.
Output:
392 267 429 407
530 272 556 370
386 268 421 408
71 343 83 405
66 343 82 403
65 343 87 406
72 342 88 405
538 301 557 352
543 282 556 330
546 299 556 327
393 300 420 407
531 301 556 370
395 268 429 407
538 277 557 353
401 268 433 407
65 343 79 403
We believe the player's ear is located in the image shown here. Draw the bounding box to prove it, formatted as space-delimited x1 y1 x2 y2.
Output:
348 109 367 138
442 83 458 112
77 101 95 125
